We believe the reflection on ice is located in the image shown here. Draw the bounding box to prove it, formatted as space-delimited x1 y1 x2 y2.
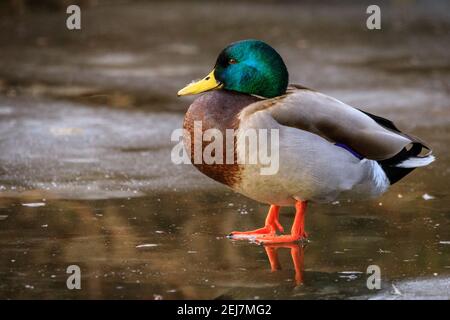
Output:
264 244 306 286
0 0 449 300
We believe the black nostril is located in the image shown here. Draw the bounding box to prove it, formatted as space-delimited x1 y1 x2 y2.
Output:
205 76 210 80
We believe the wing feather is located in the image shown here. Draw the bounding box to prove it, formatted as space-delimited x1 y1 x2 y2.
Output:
239 87 419 161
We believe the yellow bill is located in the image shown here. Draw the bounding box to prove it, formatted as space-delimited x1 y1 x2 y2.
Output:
177 70 223 96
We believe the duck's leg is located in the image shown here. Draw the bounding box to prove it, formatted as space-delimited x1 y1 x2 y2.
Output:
255 201 308 244
228 205 283 239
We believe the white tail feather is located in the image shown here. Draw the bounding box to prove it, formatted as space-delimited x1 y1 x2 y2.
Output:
396 155 435 168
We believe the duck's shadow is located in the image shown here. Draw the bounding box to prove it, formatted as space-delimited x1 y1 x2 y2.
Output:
262 243 306 286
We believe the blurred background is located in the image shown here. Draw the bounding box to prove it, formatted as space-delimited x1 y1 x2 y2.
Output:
0 0 449 299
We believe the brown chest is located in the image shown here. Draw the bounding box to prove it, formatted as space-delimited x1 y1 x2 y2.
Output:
183 90 261 188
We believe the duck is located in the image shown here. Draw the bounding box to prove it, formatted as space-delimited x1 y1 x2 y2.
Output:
177 39 435 244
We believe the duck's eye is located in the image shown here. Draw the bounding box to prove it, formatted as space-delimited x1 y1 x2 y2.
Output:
228 58 237 65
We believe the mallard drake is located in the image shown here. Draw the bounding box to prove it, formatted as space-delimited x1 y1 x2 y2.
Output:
178 39 435 244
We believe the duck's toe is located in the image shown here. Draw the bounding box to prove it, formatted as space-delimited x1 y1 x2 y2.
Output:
254 233 308 245
227 226 277 240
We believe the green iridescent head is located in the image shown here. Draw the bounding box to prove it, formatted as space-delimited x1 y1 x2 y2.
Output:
178 39 289 99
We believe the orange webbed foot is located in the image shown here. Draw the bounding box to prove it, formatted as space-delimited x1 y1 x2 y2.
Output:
254 232 308 245
243 201 308 245
228 226 276 238
228 205 283 240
